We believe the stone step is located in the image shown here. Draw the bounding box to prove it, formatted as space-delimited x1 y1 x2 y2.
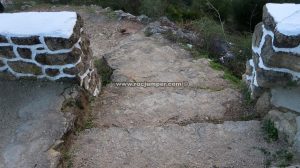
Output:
94 86 242 128
271 87 300 114
72 121 281 168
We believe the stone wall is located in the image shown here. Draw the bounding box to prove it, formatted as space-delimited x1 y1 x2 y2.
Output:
244 3 300 159
0 12 100 96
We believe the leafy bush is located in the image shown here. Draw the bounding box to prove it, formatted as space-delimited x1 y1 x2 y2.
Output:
191 17 224 48
139 0 167 18
263 119 279 142
227 33 252 77
191 17 252 78
275 149 293 167
94 58 113 86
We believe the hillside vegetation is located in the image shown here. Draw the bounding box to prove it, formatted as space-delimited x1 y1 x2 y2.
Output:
42 0 299 30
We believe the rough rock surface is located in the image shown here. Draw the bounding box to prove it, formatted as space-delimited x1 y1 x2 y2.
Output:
0 81 80 168
115 10 151 25
266 110 298 144
73 121 280 168
90 33 242 127
39 6 289 167
253 52 294 88
145 17 204 48
271 87 300 114
261 35 300 72
255 92 271 117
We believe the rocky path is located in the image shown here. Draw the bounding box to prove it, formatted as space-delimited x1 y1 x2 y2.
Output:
68 7 286 168
0 5 289 168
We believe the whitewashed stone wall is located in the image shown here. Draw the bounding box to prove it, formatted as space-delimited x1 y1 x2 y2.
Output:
244 3 300 158
244 4 300 96
0 12 100 96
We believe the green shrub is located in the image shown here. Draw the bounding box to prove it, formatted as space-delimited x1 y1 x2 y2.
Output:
276 149 293 167
241 82 254 106
166 4 183 21
166 0 202 21
263 119 279 142
191 17 252 78
191 0 231 21
209 61 242 87
139 0 167 18
227 33 252 77
94 58 113 86
191 17 224 49
209 61 225 71
223 70 241 86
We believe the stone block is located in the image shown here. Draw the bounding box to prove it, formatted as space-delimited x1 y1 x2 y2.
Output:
81 69 101 96
262 5 276 31
8 61 42 75
274 30 300 48
0 46 15 59
11 36 40 45
255 92 271 117
44 14 83 51
36 48 81 65
63 61 89 76
0 35 7 43
79 33 91 55
251 84 266 99
0 69 17 80
45 68 60 77
17 47 31 59
253 52 294 88
0 60 5 67
263 3 300 48
271 87 300 114
266 110 298 144
245 60 253 76
252 22 263 48
261 35 300 72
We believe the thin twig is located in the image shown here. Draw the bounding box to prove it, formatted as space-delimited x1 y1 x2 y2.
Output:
206 0 228 42
250 4 258 32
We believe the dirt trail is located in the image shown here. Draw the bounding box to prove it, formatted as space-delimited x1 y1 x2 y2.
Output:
23 5 286 168
58 6 288 168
